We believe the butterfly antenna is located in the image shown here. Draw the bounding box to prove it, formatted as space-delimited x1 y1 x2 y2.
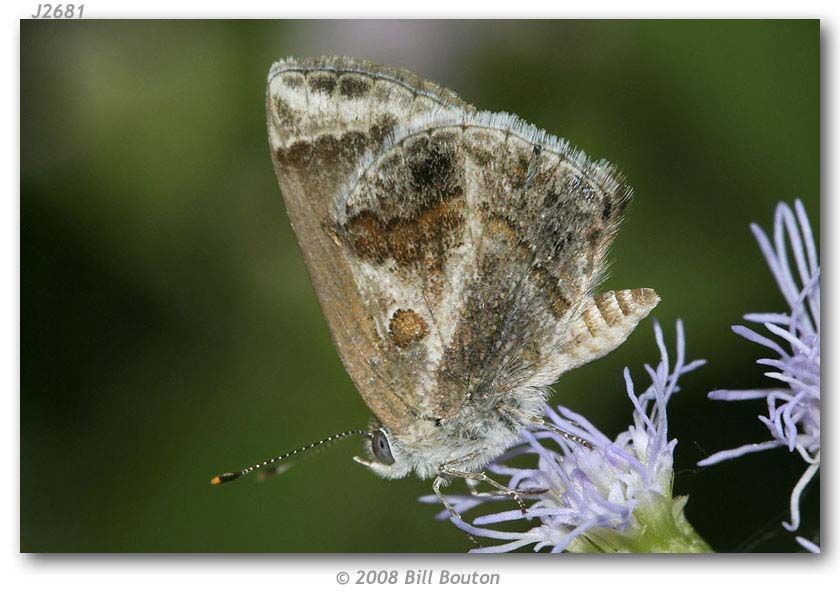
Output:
210 429 370 485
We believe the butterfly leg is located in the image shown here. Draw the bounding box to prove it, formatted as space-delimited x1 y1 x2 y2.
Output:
432 474 463 520
495 405 593 450
465 476 549 501
529 416 593 449
439 465 529 515
433 474 482 548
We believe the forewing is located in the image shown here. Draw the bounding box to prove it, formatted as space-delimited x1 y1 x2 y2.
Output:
266 57 473 428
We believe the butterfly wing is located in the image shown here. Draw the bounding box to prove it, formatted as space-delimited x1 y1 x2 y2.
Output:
268 57 658 437
266 57 473 428
333 111 659 424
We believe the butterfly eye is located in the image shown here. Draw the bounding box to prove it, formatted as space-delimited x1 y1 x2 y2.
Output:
371 429 395 465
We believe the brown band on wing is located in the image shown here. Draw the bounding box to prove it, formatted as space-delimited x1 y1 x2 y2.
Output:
345 195 465 266
274 127 397 174
342 132 467 267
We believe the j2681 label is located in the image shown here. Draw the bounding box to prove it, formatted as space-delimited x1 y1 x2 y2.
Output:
31 4 85 18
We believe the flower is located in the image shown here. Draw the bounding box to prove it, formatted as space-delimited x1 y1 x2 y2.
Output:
422 320 710 553
698 200 820 548
795 536 821 554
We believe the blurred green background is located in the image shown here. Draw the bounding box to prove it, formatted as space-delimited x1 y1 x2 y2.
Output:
21 20 819 552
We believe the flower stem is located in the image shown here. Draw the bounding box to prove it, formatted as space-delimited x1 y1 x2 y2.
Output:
568 493 713 553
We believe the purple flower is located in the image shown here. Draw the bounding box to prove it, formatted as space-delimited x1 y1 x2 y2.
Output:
422 320 710 553
795 536 821 554
698 200 820 549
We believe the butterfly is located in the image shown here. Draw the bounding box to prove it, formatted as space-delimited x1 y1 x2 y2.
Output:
214 56 658 513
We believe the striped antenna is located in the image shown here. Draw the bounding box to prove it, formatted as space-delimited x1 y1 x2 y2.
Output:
210 429 370 485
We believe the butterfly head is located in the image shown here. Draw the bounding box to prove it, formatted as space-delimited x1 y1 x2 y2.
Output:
353 406 533 480
353 425 412 479
352 415 424 479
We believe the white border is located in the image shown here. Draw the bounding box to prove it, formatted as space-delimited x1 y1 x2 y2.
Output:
4 2 834 599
